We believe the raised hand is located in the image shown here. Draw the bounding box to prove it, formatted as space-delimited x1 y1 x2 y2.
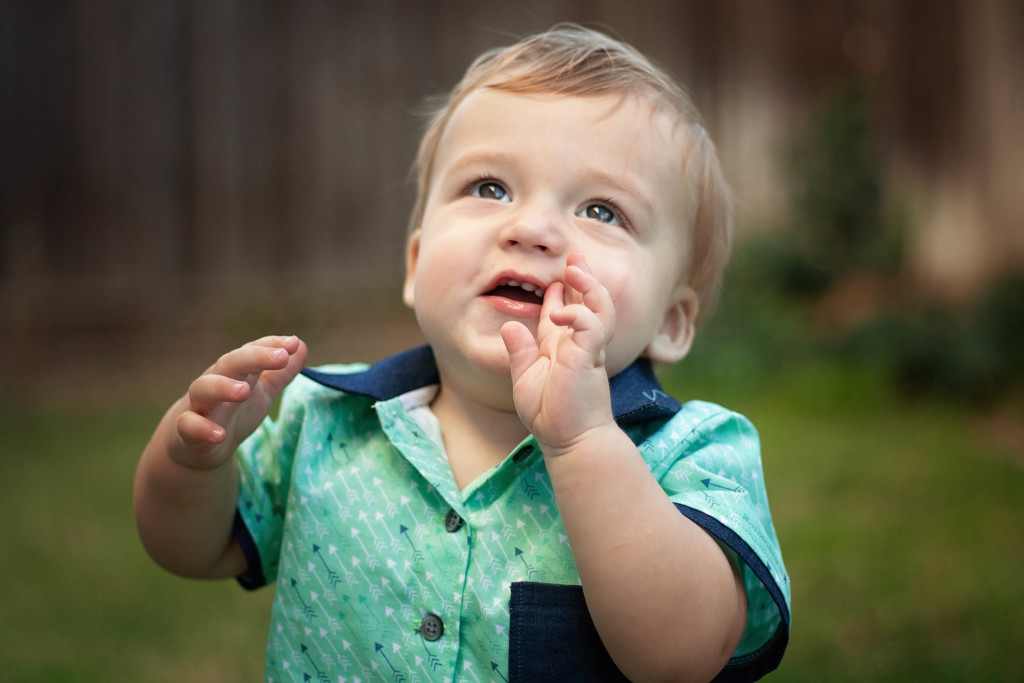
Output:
501 253 616 453
170 335 307 470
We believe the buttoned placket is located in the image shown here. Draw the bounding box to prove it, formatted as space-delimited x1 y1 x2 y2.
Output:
374 397 474 676
373 396 555 672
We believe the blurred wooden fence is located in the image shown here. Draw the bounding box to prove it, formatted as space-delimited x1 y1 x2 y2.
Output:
2 0 1022 354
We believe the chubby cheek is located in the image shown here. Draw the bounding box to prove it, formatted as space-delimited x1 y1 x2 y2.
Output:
414 241 459 291
413 267 451 317
411 247 475 332
596 266 663 360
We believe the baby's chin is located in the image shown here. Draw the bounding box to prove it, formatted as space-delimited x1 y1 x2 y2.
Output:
440 354 518 412
464 343 517 381
428 334 513 380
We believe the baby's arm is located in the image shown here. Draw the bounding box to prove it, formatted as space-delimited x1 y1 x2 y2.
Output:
133 335 306 579
502 258 745 683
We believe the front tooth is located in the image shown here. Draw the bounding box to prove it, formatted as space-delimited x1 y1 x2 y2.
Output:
520 282 536 292
505 280 520 287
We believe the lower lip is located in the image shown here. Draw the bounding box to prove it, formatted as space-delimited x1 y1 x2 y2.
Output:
483 295 542 318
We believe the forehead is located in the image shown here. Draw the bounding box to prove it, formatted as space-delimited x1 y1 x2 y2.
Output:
434 89 689 190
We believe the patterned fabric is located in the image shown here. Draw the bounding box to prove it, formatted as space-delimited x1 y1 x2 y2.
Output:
234 346 790 682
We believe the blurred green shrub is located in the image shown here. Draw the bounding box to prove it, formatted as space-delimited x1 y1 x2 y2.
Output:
684 75 1022 408
838 271 1024 404
782 78 903 292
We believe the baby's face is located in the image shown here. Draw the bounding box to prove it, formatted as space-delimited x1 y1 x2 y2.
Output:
405 89 695 400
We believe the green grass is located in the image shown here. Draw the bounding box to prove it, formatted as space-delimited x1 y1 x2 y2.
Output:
0 402 272 682
1 360 1021 681
663 360 1024 682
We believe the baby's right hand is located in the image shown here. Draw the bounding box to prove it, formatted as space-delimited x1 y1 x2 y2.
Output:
170 335 307 471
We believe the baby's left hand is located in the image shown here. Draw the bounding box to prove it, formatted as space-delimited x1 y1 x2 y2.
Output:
501 253 616 454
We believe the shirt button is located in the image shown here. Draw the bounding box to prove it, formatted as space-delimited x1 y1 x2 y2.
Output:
420 613 444 641
444 508 464 533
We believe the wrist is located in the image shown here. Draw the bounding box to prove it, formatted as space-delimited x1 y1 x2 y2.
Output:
537 420 623 460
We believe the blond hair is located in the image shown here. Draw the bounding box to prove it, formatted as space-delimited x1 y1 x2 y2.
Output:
409 24 732 325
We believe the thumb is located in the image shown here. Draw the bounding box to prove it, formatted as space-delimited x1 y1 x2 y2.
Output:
501 321 539 384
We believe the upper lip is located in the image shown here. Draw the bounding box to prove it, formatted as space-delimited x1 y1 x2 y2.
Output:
483 270 550 296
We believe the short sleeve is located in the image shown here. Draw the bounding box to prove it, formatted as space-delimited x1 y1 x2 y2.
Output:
233 377 310 588
638 401 791 681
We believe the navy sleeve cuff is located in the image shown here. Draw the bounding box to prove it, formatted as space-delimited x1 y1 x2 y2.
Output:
233 510 268 591
675 504 790 682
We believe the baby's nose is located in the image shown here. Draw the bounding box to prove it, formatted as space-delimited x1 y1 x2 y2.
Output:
501 202 567 254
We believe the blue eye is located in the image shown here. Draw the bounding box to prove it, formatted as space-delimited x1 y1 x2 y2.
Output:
579 203 620 226
471 181 510 202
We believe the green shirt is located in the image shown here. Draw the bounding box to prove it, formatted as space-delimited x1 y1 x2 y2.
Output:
235 346 790 681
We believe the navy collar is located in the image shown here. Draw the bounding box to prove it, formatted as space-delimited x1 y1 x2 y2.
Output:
301 344 681 425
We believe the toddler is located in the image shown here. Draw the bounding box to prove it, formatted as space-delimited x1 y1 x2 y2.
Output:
135 25 790 682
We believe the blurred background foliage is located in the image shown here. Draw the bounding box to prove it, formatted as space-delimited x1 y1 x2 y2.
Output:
1 1 1022 681
680 75 1024 407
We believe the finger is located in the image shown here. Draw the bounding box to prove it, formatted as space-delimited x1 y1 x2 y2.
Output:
243 334 302 351
255 336 309 398
210 340 294 383
176 410 228 447
551 303 604 343
207 335 299 371
536 281 567 341
501 321 540 384
564 257 614 327
548 297 610 363
549 303 601 331
561 253 589 307
187 374 251 414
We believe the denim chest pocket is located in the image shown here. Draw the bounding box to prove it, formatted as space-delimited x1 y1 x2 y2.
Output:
509 582 629 682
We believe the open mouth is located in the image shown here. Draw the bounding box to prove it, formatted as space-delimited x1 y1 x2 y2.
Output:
485 279 546 305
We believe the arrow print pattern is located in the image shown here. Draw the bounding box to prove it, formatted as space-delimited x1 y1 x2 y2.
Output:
234 371 788 682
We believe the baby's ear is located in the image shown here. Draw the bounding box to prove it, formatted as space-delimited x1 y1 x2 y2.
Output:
646 286 698 364
402 230 421 309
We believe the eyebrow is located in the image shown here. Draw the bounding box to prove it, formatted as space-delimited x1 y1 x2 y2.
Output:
582 168 655 219
441 150 515 178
